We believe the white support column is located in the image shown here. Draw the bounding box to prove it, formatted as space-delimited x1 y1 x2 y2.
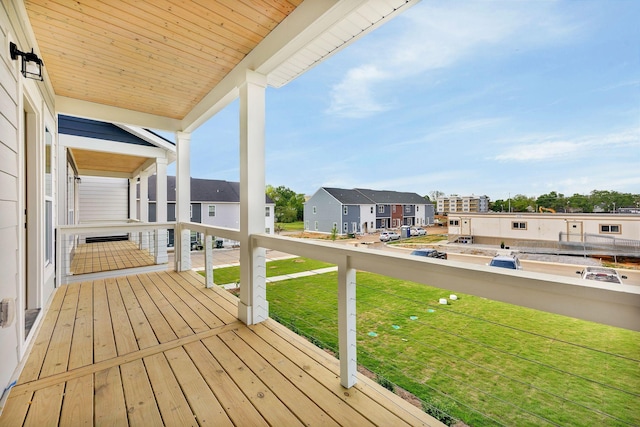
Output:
238 70 268 325
128 177 137 220
175 131 191 271
338 256 358 388
155 158 168 264
139 171 149 250
205 234 213 288
128 176 138 245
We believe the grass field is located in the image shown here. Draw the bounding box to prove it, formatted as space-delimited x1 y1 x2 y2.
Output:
276 221 304 231
199 256 334 284
262 270 640 426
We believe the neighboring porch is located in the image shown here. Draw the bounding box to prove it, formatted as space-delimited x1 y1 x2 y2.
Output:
69 240 156 275
0 270 436 426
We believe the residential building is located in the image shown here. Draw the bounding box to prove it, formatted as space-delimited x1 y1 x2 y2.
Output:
145 175 275 245
436 194 490 214
304 187 434 235
447 212 640 255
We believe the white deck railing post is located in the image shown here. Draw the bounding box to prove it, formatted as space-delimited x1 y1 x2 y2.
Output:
205 234 213 288
338 255 357 388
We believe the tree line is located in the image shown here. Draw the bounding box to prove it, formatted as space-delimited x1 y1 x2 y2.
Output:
490 190 639 213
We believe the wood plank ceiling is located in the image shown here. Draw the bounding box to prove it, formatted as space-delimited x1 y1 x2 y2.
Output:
24 0 303 120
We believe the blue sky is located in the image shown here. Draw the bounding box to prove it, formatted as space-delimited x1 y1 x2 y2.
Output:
167 0 639 201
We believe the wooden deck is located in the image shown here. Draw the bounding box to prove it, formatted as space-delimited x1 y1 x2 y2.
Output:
70 240 156 275
0 270 439 426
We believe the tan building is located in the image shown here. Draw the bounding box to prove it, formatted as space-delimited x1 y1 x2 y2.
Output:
437 194 490 214
447 212 640 255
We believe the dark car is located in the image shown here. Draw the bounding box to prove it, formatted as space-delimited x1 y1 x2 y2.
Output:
410 249 447 260
488 254 522 270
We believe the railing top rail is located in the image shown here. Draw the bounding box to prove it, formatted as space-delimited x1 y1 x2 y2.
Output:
179 221 241 241
252 233 640 332
57 222 176 234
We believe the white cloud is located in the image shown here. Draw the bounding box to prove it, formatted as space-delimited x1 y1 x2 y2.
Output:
326 1 578 118
493 129 639 162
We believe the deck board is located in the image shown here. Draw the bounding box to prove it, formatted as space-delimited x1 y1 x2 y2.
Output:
0 269 442 427
70 240 155 275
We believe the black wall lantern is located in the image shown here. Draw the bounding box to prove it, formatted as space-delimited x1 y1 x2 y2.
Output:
10 42 43 81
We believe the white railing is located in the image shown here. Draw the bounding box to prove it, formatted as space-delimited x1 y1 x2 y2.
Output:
174 223 640 390
56 222 175 285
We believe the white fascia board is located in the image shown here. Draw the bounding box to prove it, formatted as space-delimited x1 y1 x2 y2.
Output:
55 96 182 131
114 124 176 154
60 134 169 159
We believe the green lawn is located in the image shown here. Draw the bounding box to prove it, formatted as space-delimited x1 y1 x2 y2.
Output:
276 221 304 232
265 271 640 427
199 257 335 284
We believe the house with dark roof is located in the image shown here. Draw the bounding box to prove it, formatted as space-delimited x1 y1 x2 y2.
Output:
146 176 275 245
304 187 434 235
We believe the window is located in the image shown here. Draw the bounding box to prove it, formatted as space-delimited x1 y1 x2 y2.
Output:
190 205 193 219
208 205 216 217
313 206 317 214
343 206 348 215
370 222 373 228
314 221 318 231
449 220 459 226
392 205 396 213
378 205 384 213
305 220 309 230
333 222 338 232
600 224 620 234
343 222 348 232
265 206 270 217
405 205 411 213
370 206 374 214
44 128 53 265
265 227 270 234
512 222 527 230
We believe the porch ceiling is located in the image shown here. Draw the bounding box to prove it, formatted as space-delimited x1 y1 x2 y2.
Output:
69 148 149 176
23 0 419 131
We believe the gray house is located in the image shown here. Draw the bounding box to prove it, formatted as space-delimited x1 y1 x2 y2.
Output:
145 176 275 246
304 187 434 235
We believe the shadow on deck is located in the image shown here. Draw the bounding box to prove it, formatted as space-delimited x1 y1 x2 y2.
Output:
0 270 439 426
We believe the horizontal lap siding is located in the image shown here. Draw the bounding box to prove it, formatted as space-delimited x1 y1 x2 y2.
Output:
78 176 128 222
0 2 20 391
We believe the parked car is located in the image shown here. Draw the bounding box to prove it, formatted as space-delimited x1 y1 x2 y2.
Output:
410 249 447 259
379 231 400 242
576 267 627 284
410 227 426 236
488 254 522 270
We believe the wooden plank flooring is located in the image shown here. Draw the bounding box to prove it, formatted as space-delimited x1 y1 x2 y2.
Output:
70 240 156 275
0 270 440 427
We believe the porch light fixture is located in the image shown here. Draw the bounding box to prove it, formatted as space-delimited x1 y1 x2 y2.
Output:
9 42 43 81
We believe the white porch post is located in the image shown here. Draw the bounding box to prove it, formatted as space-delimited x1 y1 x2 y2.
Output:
155 157 168 264
238 70 268 325
128 177 137 220
175 131 191 271
338 256 358 388
139 171 149 250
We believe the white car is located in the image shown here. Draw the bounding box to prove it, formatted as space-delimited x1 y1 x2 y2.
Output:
576 267 627 284
410 227 426 236
379 231 400 242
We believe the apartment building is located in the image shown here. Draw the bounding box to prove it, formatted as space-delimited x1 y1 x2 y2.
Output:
436 194 490 214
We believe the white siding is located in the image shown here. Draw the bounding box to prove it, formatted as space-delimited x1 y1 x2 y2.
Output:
0 0 58 391
78 176 128 222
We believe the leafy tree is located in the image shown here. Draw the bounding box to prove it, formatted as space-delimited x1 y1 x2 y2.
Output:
266 185 305 222
429 190 445 201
